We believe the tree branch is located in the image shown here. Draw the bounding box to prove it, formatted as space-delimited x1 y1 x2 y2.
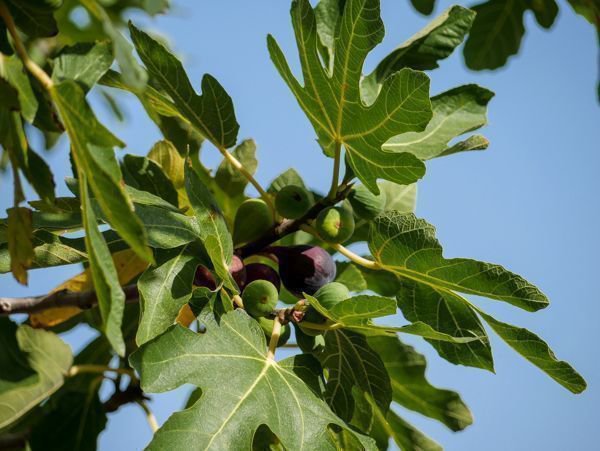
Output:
0 2 54 90
0 181 355 318
0 284 139 316
238 181 353 258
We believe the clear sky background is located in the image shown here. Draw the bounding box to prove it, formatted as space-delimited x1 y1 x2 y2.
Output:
1 0 598 450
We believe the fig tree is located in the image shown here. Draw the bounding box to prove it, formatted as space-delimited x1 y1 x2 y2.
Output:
257 317 291 347
275 185 312 219
193 265 217 290
242 280 279 318
315 206 355 243
348 184 386 219
245 263 281 291
232 198 273 246
273 245 336 296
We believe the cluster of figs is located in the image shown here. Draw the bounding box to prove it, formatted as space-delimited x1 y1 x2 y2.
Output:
194 183 385 348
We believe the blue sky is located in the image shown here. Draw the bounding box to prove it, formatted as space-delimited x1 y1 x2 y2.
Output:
1 0 598 449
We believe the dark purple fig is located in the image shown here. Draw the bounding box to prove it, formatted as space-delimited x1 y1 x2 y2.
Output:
229 255 246 288
245 263 281 291
272 245 336 296
193 265 217 290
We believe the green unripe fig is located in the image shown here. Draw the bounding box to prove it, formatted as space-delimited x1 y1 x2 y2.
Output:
314 282 350 309
257 317 291 347
315 206 355 243
233 198 274 246
301 282 350 334
242 280 279 318
348 184 386 219
275 185 312 219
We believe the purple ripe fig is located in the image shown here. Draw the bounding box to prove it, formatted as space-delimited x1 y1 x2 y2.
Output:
193 265 217 290
273 245 336 296
245 263 281 291
229 255 246 288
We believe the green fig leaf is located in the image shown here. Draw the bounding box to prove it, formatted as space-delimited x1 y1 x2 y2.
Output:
396 279 494 371
51 41 114 92
136 246 203 345
268 0 432 193
0 318 73 430
361 6 476 104
382 85 494 160
0 54 38 122
472 306 587 394
369 211 549 311
129 23 239 150
50 80 153 264
369 335 473 431
317 329 391 434
184 163 236 291
130 310 376 450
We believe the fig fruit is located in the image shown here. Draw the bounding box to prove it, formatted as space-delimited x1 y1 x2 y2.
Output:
233 199 274 246
245 263 281 291
257 317 291 347
303 281 350 325
275 185 312 219
193 265 217 290
314 282 350 309
229 255 246 288
274 245 336 296
315 206 355 243
242 280 279 318
348 184 386 219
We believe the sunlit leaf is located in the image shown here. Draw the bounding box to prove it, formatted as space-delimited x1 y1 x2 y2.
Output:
184 162 236 291
50 80 153 263
51 41 114 92
361 6 475 104
473 306 587 394
0 54 38 122
306 293 481 342
130 310 376 450
382 85 494 160
136 246 203 345
0 318 72 430
129 23 239 150
30 336 112 451
369 211 549 311
268 0 432 193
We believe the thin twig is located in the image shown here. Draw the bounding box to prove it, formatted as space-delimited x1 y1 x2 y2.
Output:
238 181 353 258
266 316 282 360
218 146 275 211
0 284 139 316
327 142 342 200
299 224 381 270
68 364 136 378
0 2 53 90
136 400 159 433
103 383 148 413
